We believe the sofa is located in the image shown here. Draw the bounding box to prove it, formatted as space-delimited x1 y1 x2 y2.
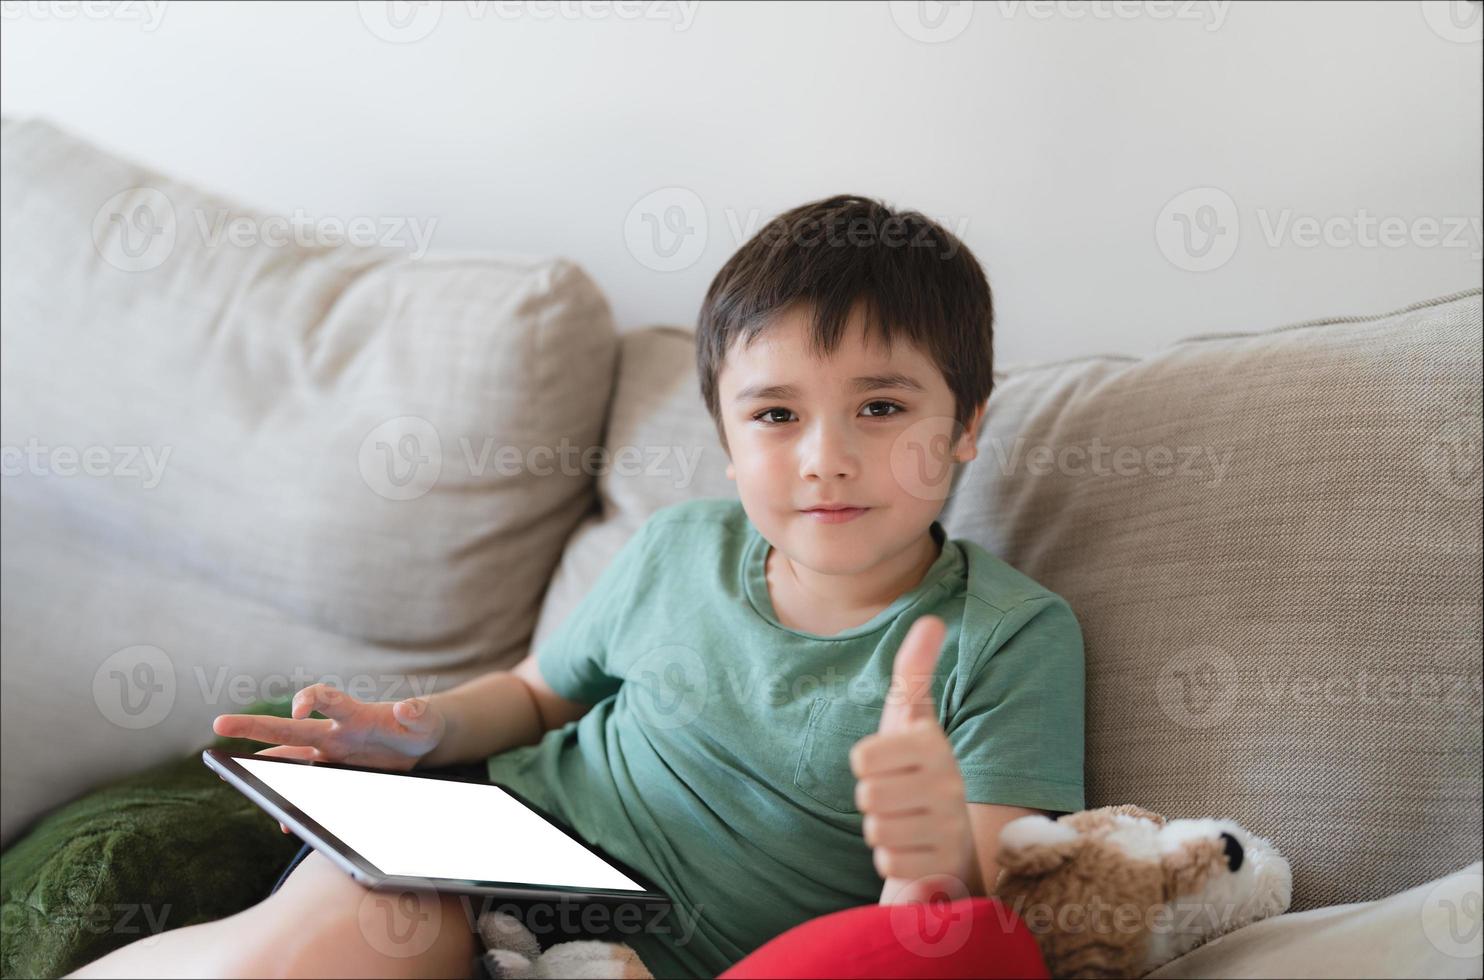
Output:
2 116 1480 977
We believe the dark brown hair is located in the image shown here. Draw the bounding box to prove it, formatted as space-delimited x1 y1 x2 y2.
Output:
696 194 993 453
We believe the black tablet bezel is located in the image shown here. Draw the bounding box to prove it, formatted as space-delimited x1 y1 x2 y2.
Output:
203 748 671 906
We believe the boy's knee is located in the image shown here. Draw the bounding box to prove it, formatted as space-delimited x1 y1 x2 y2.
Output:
238 858 476 978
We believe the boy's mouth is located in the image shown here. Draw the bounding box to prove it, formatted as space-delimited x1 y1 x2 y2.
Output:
799 505 871 524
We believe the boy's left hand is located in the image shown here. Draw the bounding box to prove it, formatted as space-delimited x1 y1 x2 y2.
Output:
849 615 976 894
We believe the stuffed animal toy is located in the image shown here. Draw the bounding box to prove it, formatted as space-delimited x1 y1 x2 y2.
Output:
992 804 1293 978
476 909 652 979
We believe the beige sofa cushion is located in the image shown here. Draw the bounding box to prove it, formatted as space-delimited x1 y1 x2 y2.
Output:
0 118 618 844
531 327 735 653
1146 860 1483 979
944 289 1483 911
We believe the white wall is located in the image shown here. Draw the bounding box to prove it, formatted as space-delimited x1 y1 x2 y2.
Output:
2 0 1480 367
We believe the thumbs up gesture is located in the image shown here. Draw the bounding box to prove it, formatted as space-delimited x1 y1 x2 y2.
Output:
848 615 976 895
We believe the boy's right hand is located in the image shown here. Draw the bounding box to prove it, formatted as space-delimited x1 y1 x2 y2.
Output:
212 683 446 834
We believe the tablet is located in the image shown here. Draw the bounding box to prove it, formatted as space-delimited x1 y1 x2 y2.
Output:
203 748 670 905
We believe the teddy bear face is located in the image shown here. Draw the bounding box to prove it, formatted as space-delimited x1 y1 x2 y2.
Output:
992 805 1292 978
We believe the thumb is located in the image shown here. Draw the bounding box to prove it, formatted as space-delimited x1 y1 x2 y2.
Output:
880 615 946 733
393 697 437 732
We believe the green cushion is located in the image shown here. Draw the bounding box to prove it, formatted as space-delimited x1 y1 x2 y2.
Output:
0 696 307 979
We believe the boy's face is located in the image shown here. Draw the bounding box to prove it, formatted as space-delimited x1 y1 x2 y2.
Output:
716 302 984 578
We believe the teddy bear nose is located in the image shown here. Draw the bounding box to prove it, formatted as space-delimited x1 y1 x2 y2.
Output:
1219 832 1244 872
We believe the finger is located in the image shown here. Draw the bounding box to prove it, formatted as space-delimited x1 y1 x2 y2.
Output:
213 713 333 745
293 684 359 722
863 811 944 850
392 697 438 733
850 722 951 778
854 770 937 816
879 615 946 733
257 744 320 761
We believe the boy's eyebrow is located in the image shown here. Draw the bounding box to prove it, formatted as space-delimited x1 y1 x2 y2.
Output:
734 372 926 403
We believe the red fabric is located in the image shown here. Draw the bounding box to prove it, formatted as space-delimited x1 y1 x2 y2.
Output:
719 896 1049 979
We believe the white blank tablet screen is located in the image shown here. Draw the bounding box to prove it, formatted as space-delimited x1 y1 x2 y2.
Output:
238 758 645 892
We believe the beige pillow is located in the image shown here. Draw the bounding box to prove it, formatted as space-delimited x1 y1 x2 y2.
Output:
531 327 734 653
1146 860 1483 978
0 118 618 844
944 289 1483 911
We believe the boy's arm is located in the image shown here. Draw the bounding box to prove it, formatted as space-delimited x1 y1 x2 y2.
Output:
876 802 1041 904
416 650 592 768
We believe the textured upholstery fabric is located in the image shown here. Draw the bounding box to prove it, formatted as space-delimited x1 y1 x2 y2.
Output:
0 118 619 845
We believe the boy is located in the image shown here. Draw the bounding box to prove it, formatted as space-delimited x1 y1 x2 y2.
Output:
70 195 1084 979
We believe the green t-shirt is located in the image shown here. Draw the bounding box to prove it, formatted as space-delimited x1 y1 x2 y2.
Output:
486 497 1085 978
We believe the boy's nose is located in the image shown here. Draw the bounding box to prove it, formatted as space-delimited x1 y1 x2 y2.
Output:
798 422 861 481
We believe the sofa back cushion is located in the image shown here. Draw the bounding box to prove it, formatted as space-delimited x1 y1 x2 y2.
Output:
944 289 1482 910
0 118 618 844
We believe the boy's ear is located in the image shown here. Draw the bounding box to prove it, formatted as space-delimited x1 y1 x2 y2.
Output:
955 403 987 462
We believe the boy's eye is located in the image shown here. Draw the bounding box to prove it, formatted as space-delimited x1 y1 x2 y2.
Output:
862 400 905 419
751 402 906 426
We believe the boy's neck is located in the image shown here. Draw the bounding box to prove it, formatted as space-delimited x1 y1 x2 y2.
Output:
766 528 943 633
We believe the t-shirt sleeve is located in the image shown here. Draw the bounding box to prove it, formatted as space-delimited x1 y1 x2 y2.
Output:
945 594 1086 814
535 519 655 706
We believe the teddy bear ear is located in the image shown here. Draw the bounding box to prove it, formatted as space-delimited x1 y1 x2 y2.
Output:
996 814 1083 877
